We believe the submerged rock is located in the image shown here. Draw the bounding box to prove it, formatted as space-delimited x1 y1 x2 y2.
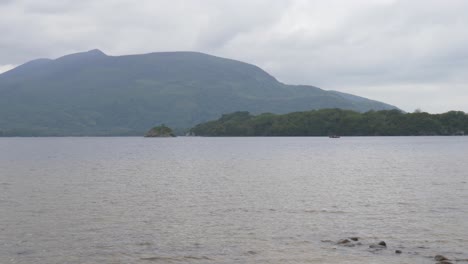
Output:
349 237 359 241
335 238 359 247
337 239 351 244
395 250 402 254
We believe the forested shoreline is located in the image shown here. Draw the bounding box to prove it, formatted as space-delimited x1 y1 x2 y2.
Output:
190 109 468 137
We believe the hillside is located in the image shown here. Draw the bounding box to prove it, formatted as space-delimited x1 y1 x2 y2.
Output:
190 109 468 137
0 50 398 136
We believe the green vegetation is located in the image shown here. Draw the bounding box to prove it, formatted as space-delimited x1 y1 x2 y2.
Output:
0 50 397 136
190 109 468 136
144 124 175 137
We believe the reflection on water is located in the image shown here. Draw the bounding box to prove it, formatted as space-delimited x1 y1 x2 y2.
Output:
1 137 467 264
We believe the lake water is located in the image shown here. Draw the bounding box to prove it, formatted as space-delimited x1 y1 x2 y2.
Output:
1 137 467 264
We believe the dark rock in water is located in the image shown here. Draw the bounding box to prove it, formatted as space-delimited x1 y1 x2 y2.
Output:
349 237 359 241
369 241 387 249
434 255 453 264
435 255 449 261
337 239 351 244
395 250 402 254
336 238 356 247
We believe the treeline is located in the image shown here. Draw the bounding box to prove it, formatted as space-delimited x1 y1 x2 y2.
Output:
190 109 468 136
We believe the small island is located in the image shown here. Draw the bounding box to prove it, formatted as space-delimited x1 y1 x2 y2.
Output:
144 125 176 137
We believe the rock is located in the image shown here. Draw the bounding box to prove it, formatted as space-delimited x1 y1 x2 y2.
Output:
369 241 387 249
349 237 359 241
435 255 449 261
337 239 351 244
369 244 383 249
336 238 356 247
395 250 402 254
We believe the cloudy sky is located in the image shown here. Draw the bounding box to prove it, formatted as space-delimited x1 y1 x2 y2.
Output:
1 0 467 113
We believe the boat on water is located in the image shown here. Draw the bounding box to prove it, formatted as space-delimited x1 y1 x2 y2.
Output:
329 135 340 138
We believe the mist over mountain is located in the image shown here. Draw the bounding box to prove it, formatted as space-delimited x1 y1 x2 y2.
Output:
0 50 398 136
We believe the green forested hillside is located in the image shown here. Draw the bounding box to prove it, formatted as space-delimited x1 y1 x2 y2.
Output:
190 109 468 136
0 50 398 136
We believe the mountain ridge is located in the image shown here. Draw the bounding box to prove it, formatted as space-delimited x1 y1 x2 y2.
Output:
0 50 399 136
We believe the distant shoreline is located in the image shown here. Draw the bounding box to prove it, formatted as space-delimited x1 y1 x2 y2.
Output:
190 109 468 137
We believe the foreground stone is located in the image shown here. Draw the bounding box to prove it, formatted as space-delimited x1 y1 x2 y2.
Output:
369 241 387 249
325 237 464 263
435 255 448 261
378 241 387 247
434 255 453 263
337 239 351 244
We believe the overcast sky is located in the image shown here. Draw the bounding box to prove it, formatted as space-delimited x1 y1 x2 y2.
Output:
1 0 467 113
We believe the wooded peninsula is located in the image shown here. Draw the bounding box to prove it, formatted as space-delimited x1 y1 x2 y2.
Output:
190 109 468 137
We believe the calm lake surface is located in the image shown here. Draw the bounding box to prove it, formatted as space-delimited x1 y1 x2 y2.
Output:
1 137 467 264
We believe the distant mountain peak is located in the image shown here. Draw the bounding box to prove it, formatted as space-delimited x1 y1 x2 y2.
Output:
86 49 106 56
55 49 107 62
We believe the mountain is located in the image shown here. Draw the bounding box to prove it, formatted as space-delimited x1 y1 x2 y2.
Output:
0 49 398 136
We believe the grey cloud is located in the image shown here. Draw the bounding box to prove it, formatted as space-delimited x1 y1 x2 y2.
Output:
1 0 467 113
193 1 288 50
24 0 88 14
0 0 13 5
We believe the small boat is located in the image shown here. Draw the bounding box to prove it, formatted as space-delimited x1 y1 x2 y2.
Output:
329 135 340 138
